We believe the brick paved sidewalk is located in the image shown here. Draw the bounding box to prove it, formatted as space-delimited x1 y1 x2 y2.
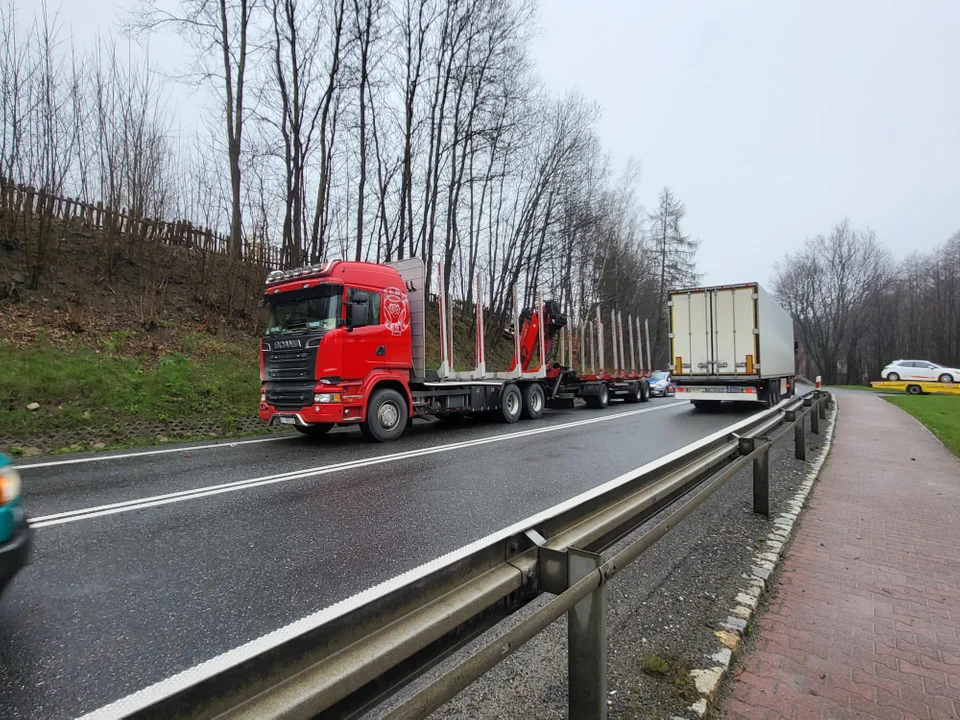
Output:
722 390 960 720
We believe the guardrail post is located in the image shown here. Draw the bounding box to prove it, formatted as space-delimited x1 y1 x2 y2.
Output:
740 437 770 516
811 398 820 435
568 548 607 720
818 394 826 420
786 409 806 461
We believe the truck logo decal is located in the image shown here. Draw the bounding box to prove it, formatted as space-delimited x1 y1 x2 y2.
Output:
273 339 303 350
383 286 410 336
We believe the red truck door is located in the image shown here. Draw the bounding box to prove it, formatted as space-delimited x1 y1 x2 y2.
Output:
341 288 410 380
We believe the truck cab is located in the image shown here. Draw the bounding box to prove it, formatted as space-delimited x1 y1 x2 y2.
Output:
259 261 414 438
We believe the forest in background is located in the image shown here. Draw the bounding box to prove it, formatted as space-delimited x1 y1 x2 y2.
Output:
0 0 700 368
3 0 956 387
775 222 960 385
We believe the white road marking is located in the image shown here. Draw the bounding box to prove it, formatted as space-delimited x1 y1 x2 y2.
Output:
76 404 770 720
16 434 298 470
30 402 686 529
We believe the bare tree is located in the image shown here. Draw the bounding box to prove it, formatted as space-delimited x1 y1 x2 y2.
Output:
129 0 258 259
774 220 892 384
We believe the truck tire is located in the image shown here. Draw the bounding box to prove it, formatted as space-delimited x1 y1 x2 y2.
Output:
907 384 922 395
500 383 522 423
624 381 644 404
295 424 333 437
362 388 408 442
640 381 650 402
585 384 609 409
520 383 545 420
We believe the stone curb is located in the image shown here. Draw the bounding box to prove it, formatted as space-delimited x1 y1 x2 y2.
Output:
686 396 839 718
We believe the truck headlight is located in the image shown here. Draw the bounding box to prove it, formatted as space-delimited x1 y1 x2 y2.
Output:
0 466 21 504
314 392 342 404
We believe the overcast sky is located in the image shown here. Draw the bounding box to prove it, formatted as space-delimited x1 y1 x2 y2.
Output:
530 1 959 285
39 0 960 286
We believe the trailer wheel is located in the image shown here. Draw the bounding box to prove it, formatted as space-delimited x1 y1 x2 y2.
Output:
640 381 650 402
585 384 609 409
500 383 522 423
520 383 545 420
906 384 922 396
624 382 643 404
362 388 408 442
295 423 334 437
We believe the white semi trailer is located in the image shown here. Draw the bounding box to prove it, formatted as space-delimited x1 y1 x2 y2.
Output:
668 282 797 409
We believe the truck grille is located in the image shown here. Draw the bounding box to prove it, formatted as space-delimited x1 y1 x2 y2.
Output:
265 382 314 410
262 340 320 382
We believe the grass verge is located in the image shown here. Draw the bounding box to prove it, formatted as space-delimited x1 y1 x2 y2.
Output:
1 334 262 454
885 395 960 458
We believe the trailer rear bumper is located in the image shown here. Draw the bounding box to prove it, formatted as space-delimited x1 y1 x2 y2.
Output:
675 386 760 403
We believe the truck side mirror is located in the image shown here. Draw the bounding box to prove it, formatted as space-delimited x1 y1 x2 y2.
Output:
347 301 368 330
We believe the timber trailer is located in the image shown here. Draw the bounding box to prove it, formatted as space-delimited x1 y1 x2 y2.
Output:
258 258 652 442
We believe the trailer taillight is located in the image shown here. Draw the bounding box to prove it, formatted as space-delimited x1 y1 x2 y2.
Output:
674 356 682 375
745 355 754 374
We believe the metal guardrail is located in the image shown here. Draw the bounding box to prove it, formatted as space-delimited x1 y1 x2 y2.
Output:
89 390 832 720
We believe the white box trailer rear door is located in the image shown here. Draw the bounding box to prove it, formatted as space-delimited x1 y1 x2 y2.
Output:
670 290 712 374
670 284 761 377
711 285 758 375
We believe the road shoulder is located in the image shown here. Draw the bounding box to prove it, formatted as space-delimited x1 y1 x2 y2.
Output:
719 390 960 719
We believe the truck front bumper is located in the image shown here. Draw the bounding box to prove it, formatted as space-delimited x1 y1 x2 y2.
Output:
0 516 32 595
261 402 345 424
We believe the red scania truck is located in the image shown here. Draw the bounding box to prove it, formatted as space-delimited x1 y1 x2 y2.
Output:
258 259 651 441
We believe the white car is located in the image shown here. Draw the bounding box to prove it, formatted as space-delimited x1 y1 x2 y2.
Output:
881 360 960 383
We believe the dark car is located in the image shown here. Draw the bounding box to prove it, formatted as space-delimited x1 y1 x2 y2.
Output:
0 454 31 597
648 370 675 397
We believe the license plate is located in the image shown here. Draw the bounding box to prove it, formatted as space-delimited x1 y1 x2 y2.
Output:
686 387 723 393
279 416 296 425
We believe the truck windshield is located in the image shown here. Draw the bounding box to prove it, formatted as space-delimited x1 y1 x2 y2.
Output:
265 285 342 336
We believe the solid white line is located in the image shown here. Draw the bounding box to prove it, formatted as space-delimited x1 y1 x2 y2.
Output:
31 402 687 529
76 403 769 720
16 434 298 470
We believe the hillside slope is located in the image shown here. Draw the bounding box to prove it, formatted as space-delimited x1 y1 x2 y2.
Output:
1 216 518 454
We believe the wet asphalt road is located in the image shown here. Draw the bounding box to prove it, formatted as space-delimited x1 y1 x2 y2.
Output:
0 397 767 718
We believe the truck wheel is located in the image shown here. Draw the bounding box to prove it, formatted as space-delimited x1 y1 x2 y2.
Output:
906 384 922 395
295 424 333 437
640 381 650 402
363 388 408 442
585 384 609 409
520 384 545 419
624 382 643 404
500 383 522 423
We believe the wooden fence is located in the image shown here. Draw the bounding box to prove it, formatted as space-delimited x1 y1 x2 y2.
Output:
0 177 280 270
